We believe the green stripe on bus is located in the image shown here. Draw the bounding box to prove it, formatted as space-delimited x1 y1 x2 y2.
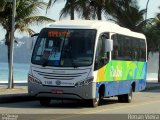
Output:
97 60 146 82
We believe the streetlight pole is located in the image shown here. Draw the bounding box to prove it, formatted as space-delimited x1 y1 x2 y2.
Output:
8 0 16 89
145 0 150 23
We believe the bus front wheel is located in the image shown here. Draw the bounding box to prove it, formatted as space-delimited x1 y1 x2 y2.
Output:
39 97 51 106
87 99 99 107
87 92 101 107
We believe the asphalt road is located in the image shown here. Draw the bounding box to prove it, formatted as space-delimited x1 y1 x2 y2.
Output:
0 89 160 120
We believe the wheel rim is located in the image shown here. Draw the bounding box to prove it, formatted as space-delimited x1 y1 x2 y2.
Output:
96 95 99 103
129 94 132 100
93 93 99 106
129 89 132 101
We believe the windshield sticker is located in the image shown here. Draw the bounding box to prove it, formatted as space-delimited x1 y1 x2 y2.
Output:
49 40 54 47
53 60 60 66
48 31 70 38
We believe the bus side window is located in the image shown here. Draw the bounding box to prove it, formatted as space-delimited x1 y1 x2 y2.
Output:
94 33 109 71
111 34 119 59
140 40 146 61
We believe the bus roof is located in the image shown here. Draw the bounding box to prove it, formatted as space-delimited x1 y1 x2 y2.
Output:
47 20 146 39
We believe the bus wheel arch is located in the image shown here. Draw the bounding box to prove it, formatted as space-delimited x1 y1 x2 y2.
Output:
99 84 105 100
131 81 136 92
87 84 105 107
118 85 133 103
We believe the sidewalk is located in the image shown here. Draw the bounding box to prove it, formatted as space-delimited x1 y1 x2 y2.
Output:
0 82 160 104
145 82 160 90
0 84 35 103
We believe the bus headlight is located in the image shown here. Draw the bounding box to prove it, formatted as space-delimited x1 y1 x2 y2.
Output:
75 77 94 87
28 75 42 85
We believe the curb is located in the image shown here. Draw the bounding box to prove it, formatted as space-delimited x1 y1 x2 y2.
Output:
0 94 37 104
144 86 160 91
142 82 160 91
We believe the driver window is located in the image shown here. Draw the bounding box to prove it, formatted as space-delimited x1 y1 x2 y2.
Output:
94 33 109 70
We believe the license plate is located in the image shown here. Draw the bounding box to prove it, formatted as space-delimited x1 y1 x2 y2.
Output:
50 89 63 94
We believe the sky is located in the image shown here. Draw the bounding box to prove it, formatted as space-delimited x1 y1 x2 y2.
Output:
0 0 160 40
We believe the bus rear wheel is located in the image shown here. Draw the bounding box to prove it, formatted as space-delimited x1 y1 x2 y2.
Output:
126 87 133 103
118 87 133 103
39 97 51 106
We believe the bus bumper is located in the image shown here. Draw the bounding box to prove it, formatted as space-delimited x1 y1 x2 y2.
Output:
28 81 97 100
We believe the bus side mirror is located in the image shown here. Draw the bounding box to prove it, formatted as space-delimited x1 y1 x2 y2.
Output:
26 33 39 53
105 39 113 52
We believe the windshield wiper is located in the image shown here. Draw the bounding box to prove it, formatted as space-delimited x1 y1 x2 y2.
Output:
68 54 79 68
42 59 48 67
71 61 79 68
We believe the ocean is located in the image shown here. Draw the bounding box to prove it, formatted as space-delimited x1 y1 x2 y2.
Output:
0 62 29 83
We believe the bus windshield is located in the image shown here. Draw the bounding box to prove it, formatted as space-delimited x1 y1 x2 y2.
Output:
31 28 97 67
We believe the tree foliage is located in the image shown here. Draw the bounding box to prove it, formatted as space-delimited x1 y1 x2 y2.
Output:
0 0 55 87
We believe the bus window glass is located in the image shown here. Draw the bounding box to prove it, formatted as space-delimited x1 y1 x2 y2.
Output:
112 34 146 61
32 29 97 67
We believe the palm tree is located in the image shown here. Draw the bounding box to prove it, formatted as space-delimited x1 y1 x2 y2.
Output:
0 0 7 12
76 0 140 21
0 0 55 88
144 7 160 82
77 0 111 20
107 0 146 31
59 0 76 20
75 0 91 20
107 0 160 82
153 13 160 82
86 0 105 20
48 0 76 20
76 0 105 20
48 0 109 20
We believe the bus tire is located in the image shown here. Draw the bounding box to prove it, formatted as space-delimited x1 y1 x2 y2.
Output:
125 86 133 103
39 97 51 106
87 93 100 107
118 86 133 103
118 95 124 102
